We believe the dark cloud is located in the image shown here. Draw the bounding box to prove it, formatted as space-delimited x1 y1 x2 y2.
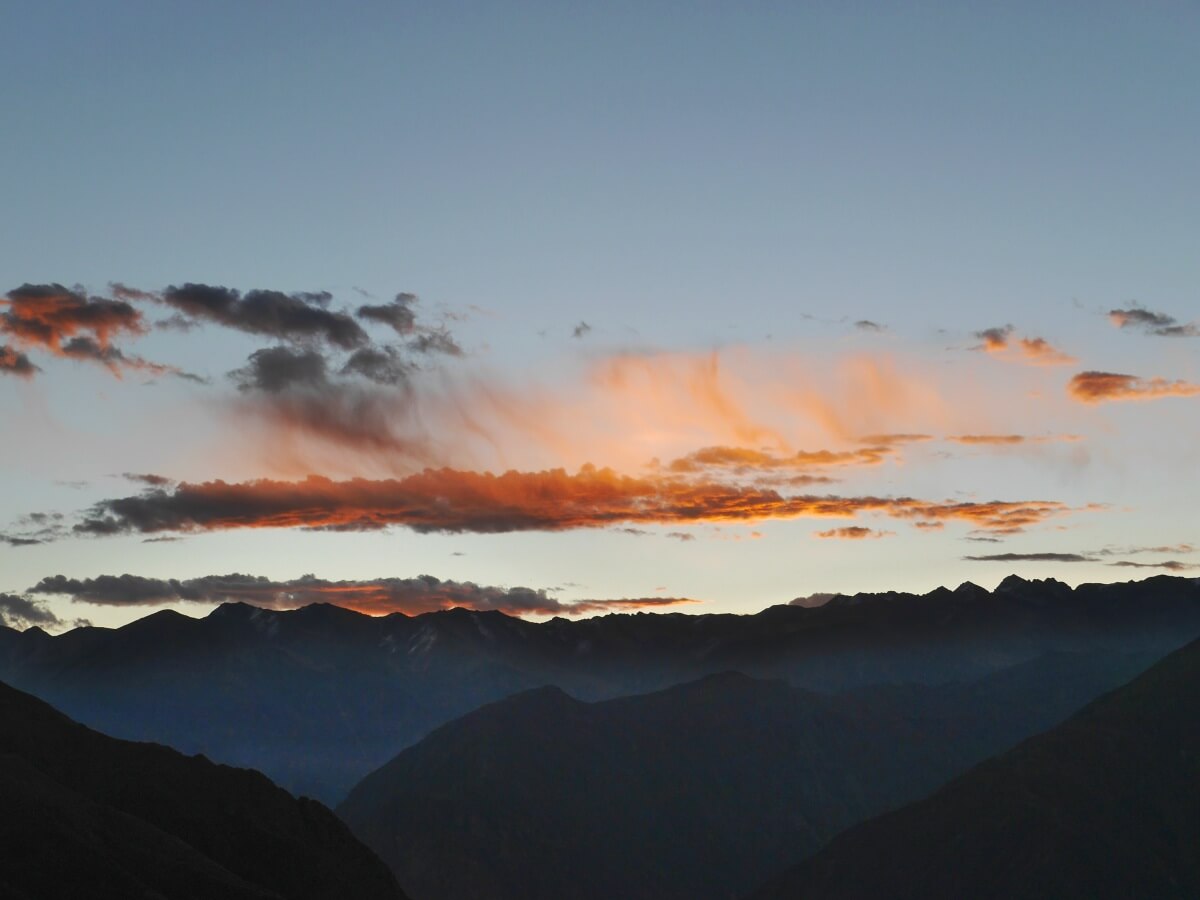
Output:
228 344 424 460
972 324 1074 364
0 593 65 630
409 328 463 357
339 347 412 385
665 531 695 542
964 552 1094 562
973 325 1013 352
1109 305 1198 337
854 320 885 332
2 511 68 546
1068 371 1200 404
814 526 893 539
1108 560 1198 571
154 312 201 332
231 346 329 393
572 321 592 339
69 467 1073 538
29 572 697 618
160 283 368 349
1098 543 1196 557
0 344 38 378
122 473 173 487
2 283 145 350
1 283 152 374
356 293 418 335
61 336 128 366
0 283 202 378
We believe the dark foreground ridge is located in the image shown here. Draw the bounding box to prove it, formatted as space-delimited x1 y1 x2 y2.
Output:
749 634 1200 900
0 678 407 900
335 650 1155 900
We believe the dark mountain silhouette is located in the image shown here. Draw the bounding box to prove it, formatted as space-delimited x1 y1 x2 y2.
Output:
335 648 1155 900
749 634 1200 900
1 574 1197 803
0 678 407 900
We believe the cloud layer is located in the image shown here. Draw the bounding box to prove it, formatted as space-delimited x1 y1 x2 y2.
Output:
29 573 696 617
70 466 1073 538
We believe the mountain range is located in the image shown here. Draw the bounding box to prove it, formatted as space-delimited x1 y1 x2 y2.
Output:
2 573 1197 804
334 648 1157 900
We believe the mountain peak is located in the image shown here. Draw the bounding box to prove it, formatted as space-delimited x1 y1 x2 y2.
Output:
953 581 989 599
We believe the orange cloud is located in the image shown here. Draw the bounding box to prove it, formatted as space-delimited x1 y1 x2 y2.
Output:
1 283 146 354
0 283 190 379
224 347 967 484
973 326 1075 366
857 433 933 446
0 345 38 378
74 465 1076 537
1016 337 1077 366
666 444 894 474
1067 371 1200 404
948 434 1026 445
946 434 1081 445
814 526 893 540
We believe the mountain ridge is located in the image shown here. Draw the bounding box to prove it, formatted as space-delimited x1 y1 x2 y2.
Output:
3 573 1197 803
0 676 408 900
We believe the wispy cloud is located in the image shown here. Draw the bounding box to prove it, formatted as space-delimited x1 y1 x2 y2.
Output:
972 325 1076 365
0 344 38 378
1108 560 1197 571
964 552 1094 562
1109 305 1198 337
665 444 895 474
1068 371 1200 404
155 283 367 348
946 433 1081 446
356 292 418 335
814 526 893 539
0 592 86 631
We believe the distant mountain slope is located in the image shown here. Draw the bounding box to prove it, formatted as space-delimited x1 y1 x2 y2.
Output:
750 635 1200 900
2 574 1197 803
335 649 1154 900
0 679 407 900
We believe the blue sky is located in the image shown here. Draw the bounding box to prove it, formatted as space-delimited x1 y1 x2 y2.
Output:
2 3 1198 628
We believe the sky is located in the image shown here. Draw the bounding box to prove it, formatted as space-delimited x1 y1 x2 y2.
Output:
1 2 1198 630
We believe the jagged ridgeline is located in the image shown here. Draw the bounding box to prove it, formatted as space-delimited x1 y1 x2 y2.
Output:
1 575 1197 806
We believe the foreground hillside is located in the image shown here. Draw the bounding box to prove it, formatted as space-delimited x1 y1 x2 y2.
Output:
336 650 1152 900
750 634 1200 900
0 679 407 900
2 574 1196 803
